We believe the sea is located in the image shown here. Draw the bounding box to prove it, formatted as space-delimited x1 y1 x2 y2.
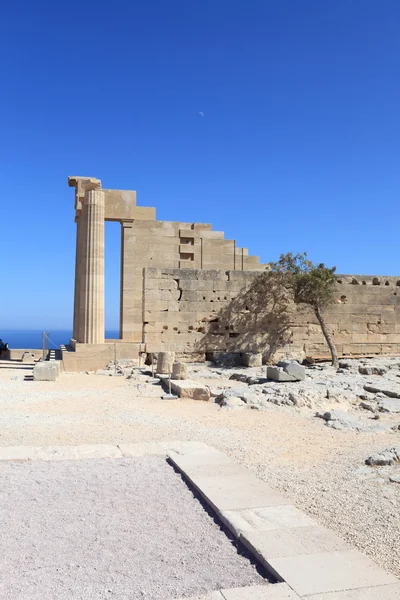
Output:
1 330 120 350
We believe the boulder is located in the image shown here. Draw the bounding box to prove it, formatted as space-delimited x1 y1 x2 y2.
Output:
284 362 306 381
365 447 400 466
360 400 377 413
389 469 400 484
359 366 387 376
21 352 35 363
229 373 249 383
267 366 297 382
364 384 400 399
157 352 175 374
218 395 246 410
268 362 305 382
243 352 262 368
171 362 188 380
378 399 400 413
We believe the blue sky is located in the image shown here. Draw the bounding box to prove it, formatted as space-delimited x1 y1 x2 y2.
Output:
1 0 399 330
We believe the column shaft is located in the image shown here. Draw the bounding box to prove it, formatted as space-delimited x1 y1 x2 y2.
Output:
72 218 82 340
79 190 105 344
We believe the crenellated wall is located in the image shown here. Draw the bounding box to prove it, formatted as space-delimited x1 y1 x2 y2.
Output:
143 268 400 359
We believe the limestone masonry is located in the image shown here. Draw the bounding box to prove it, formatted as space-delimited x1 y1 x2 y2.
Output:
64 176 400 370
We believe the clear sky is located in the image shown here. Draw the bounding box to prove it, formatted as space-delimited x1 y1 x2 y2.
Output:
1 0 399 330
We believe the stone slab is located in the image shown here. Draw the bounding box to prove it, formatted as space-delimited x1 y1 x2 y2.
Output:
0 444 123 461
267 550 398 597
242 525 349 561
304 583 400 599
220 583 301 599
118 442 170 456
119 440 218 457
181 472 289 512
220 505 317 536
168 450 249 479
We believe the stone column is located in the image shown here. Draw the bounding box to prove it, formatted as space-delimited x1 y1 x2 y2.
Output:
72 216 83 340
79 190 105 344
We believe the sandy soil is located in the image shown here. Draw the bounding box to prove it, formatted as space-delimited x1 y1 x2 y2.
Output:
0 360 399 578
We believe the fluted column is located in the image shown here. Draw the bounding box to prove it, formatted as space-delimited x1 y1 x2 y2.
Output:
72 216 83 340
79 189 105 344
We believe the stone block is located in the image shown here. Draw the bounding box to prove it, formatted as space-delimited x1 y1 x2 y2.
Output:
33 363 58 381
304 584 400 599
220 583 301 599
220 505 317 537
168 448 248 479
185 472 288 512
171 362 188 380
243 352 263 367
170 380 210 401
267 367 297 382
156 351 175 374
283 362 306 380
242 524 349 562
266 550 398 597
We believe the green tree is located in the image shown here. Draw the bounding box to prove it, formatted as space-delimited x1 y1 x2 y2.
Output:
269 252 339 368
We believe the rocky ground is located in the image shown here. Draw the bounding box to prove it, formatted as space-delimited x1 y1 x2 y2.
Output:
0 356 399 578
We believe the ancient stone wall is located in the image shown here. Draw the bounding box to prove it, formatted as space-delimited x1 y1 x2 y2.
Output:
120 220 265 343
143 268 400 359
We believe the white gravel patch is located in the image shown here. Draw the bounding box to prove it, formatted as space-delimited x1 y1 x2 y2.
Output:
0 456 268 600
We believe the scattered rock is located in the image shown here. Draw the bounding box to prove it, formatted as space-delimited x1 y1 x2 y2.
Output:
339 361 351 370
359 366 387 376
364 384 400 399
365 448 400 466
217 395 246 410
360 401 376 413
378 399 400 413
389 469 400 484
316 410 390 432
267 366 297 382
327 388 357 404
229 373 249 383
284 362 306 381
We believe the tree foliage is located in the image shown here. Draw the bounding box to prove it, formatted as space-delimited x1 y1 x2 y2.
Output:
268 252 337 310
269 252 339 367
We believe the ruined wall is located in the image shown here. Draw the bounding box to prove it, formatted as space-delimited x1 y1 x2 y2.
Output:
120 219 266 343
143 268 400 358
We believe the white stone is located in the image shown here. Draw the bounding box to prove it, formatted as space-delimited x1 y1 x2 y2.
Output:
220 583 301 599
267 549 398 597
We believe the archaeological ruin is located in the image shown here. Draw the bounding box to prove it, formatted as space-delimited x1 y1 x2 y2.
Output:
62 176 400 371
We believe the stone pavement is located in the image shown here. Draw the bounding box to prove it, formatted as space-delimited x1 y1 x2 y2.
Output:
168 443 400 600
1 441 399 599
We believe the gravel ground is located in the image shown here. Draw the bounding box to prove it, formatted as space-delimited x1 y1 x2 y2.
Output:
0 456 267 600
0 360 399 578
